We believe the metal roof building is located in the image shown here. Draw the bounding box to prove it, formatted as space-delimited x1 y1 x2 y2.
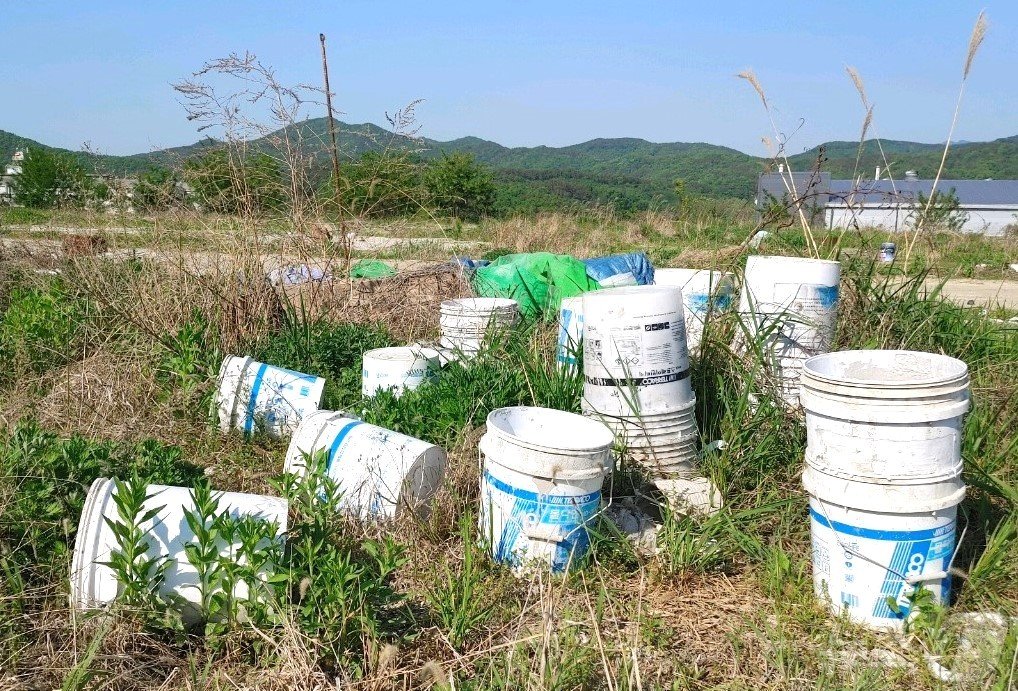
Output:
756 170 1018 236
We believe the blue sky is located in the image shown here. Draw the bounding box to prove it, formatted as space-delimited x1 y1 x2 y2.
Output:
3 2 1014 156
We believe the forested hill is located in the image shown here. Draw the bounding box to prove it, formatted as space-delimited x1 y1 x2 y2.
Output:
3 123 1017 211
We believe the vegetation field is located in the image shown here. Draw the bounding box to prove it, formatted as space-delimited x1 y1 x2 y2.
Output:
1 216 1017 690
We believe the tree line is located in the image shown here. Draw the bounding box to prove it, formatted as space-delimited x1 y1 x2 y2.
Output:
7 147 499 221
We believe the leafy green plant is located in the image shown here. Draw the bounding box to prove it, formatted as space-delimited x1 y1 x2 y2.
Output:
0 282 84 382
158 310 218 396
104 475 172 611
273 454 412 673
253 318 394 409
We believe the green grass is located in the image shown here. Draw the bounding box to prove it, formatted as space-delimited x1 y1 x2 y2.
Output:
0 250 1016 688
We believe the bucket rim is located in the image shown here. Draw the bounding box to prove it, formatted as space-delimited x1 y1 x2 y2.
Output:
745 255 842 269
585 285 680 299
485 406 615 455
363 346 439 364
70 476 116 608
802 350 968 388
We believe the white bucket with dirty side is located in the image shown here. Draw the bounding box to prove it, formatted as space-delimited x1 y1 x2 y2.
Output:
70 478 287 623
556 297 585 371
478 406 613 573
655 269 736 355
800 350 970 629
284 410 447 519
738 256 840 406
582 286 693 417
216 355 325 439
361 346 440 397
440 298 520 355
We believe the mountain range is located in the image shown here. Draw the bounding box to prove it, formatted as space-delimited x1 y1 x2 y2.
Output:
3 121 1017 210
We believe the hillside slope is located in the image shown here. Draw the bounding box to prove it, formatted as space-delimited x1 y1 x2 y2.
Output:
3 123 1016 209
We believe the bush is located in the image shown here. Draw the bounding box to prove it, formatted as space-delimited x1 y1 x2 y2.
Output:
252 319 395 409
11 147 92 209
183 149 285 215
424 152 496 220
328 150 425 218
132 166 181 211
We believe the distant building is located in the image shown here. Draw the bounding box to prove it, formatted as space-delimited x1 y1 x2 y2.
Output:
756 167 1018 236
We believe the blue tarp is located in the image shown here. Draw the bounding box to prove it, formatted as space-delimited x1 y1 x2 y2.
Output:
583 252 655 287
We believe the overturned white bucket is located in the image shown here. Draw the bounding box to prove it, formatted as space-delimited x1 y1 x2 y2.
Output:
479 406 613 573
556 296 585 371
800 350 970 629
739 256 840 406
284 410 447 519
70 478 287 622
655 268 736 355
440 297 520 356
582 286 693 417
361 346 440 397
216 355 325 439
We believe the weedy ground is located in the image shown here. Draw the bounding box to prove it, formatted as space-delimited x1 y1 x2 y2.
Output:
0 222 1016 691
3 205 1016 280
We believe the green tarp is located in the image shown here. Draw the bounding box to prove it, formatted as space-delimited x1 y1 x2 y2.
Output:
350 259 397 279
471 252 600 318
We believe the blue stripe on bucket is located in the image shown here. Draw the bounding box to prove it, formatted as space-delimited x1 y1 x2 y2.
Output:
809 507 953 542
325 420 364 474
482 469 601 505
243 363 270 433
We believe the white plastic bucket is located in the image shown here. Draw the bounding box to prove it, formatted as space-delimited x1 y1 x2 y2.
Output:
739 256 840 405
582 286 693 417
556 297 585 370
800 350 969 629
70 478 287 622
361 346 440 397
655 268 736 354
216 355 325 439
440 298 520 356
284 410 447 519
478 406 613 573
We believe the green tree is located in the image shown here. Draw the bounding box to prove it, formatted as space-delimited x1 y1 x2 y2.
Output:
183 149 284 215
12 148 91 209
132 167 180 211
912 189 968 232
328 151 424 218
424 153 496 220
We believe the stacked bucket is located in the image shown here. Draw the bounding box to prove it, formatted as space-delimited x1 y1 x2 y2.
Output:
439 297 520 357
799 350 969 629
738 256 841 406
580 286 700 478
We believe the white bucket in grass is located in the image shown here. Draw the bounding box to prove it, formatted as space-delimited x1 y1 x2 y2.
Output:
361 346 440 397
216 355 325 439
800 350 970 629
739 256 840 406
440 297 520 356
556 297 585 371
655 269 736 354
284 410 447 519
70 478 287 622
478 406 613 573
582 286 693 417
